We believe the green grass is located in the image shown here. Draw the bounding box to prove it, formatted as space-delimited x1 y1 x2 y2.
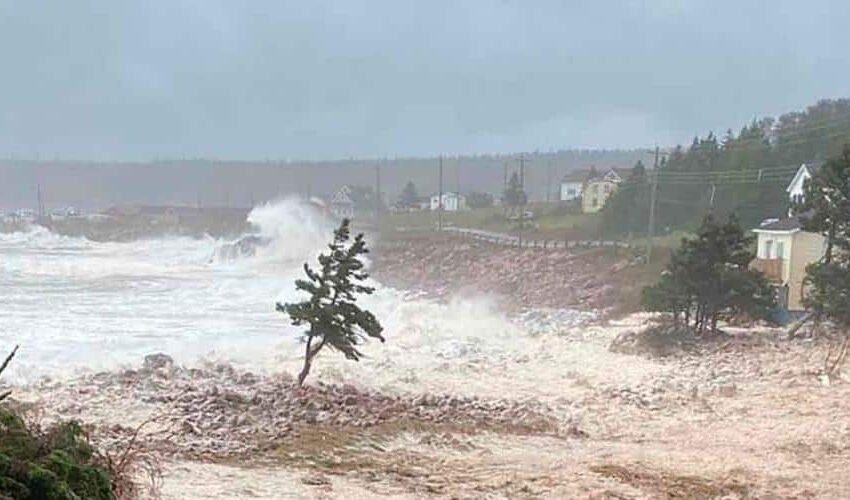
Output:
378 203 600 240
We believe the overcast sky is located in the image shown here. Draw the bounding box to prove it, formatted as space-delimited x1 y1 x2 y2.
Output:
0 0 848 161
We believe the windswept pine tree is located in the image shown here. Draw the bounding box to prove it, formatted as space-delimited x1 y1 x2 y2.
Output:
278 219 384 387
641 215 776 335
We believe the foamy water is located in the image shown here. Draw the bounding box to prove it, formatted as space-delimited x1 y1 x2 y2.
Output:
0 200 601 394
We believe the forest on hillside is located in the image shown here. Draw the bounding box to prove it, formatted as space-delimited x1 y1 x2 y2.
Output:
602 98 850 236
0 150 651 212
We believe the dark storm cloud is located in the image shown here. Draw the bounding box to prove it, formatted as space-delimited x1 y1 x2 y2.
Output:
0 0 848 160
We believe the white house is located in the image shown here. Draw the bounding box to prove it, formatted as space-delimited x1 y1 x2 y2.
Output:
329 186 355 219
430 192 467 212
786 163 819 206
559 171 587 201
751 163 827 311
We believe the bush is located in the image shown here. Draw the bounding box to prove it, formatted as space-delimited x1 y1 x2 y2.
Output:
0 346 119 499
0 409 114 500
640 215 776 335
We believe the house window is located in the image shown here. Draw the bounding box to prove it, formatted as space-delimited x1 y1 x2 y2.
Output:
592 198 598 208
775 241 784 259
764 240 773 259
567 188 576 196
604 184 611 193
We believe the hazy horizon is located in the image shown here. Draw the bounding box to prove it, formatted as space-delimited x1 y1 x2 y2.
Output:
2 1 849 161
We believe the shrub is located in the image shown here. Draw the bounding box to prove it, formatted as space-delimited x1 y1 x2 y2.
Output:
0 346 118 499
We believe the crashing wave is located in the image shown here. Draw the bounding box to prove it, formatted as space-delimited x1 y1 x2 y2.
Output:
212 234 271 262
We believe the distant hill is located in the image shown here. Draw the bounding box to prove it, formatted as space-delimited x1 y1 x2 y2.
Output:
0 150 653 212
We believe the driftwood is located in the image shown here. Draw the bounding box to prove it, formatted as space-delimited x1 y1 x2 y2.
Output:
786 312 814 339
824 335 850 379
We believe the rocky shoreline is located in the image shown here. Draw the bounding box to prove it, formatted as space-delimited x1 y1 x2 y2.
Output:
23 354 561 464
372 237 640 313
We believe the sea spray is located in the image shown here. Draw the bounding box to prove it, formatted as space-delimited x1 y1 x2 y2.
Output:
1 199 595 395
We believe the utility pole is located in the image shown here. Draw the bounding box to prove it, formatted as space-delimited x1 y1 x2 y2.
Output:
36 184 44 219
709 183 717 211
437 156 444 232
455 159 460 196
517 154 528 246
374 162 382 230
646 146 660 264
546 159 553 202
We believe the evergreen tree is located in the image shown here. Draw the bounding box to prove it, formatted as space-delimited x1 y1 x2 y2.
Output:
641 215 776 335
466 191 494 209
598 98 850 236
397 181 419 209
798 145 850 329
600 160 649 236
502 172 527 207
278 219 384 386
796 145 850 262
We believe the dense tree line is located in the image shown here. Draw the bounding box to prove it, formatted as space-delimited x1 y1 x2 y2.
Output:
602 99 850 236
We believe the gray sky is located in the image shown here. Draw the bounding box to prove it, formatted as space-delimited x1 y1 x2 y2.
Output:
1 0 848 161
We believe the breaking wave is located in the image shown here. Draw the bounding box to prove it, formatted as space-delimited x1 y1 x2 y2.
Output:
1 199 594 392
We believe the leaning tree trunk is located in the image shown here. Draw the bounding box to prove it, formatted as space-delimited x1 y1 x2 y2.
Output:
296 337 325 387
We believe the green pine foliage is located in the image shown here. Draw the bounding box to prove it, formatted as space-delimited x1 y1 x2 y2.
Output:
396 181 419 209
0 347 115 500
641 215 776 335
502 172 527 208
277 219 384 386
798 145 850 328
602 99 850 236
600 160 649 236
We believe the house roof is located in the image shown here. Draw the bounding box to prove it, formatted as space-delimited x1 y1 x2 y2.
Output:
561 169 594 183
430 192 464 198
785 163 823 194
753 215 803 233
330 186 354 205
562 167 629 183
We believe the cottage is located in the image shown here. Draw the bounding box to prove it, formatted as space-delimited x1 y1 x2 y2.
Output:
581 168 626 213
430 192 467 212
330 186 355 219
751 163 827 311
559 171 587 201
786 163 818 205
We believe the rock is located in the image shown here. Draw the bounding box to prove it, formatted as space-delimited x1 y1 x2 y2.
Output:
301 473 331 486
143 353 174 371
717 383 737 397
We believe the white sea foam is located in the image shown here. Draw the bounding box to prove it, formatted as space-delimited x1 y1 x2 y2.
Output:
0 199 598 393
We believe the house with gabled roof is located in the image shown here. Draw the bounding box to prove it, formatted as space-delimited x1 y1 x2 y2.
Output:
582 167 627 213
330 185 355 219
751 163 827 312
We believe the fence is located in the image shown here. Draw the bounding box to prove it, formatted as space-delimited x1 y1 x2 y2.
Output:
444 227 631 250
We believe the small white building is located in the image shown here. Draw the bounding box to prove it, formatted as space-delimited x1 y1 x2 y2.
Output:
751 163 827 311
15 208 36 221
559 171 586 201
786 163 818 206
430 192 467 212
330 186 355 219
